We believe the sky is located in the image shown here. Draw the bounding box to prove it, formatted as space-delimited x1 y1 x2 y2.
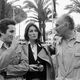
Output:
8 0 80 39
56 0 80 25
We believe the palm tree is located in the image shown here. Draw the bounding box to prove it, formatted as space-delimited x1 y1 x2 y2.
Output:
52 0 57 18
0 0 20 20
23 0 52 42
65 0 80 14
12 6 27 23
0 0 27 23
5 0 27 23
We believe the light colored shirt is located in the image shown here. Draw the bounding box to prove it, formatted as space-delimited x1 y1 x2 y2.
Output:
28 41 37 61
55 32 80 80
30 44 37 61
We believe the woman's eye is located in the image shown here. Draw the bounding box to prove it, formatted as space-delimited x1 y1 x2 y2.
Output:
29 30 33 32
35 30 38 32
10 30 15 33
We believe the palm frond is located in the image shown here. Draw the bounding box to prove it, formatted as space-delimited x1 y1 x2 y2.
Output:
44 0 50 6
65 5 73 9
46 9 52 16
68 7 80 13
65 0 80 14
25 9 37 14
25 19 38 23
28 16 38 20
23 0 37 9
44 2 51 10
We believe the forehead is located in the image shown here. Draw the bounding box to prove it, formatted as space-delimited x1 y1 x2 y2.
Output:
7 25 16 30
29 26 37 30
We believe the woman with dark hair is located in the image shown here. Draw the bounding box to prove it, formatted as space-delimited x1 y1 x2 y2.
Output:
22 23 55 80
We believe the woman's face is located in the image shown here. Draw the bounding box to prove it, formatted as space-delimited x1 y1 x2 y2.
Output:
28 26 38 41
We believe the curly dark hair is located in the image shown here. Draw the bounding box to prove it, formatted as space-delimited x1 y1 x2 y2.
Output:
0 18 16 34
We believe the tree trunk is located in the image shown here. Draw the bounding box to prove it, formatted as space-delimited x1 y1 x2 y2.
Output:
42 21 45 42
39 20 43 42
53 0 57 18
0 0 5 20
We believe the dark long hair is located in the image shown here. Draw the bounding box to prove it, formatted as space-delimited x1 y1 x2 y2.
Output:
24 23 41 44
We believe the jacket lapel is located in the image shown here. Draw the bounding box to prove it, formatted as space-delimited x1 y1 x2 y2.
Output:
38 48 51 65
22 43 28 58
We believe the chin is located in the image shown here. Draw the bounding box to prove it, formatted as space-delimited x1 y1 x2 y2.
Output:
7 40 12 43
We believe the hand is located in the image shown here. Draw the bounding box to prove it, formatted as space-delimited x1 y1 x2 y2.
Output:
29 64 39 71
10 36 20 49
38 64 44 72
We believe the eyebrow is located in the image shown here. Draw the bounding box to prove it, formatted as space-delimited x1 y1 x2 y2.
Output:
10 30 15 33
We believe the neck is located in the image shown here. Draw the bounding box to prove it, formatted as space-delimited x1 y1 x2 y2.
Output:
30 40 36 45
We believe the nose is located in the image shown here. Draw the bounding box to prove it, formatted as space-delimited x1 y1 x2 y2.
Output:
33 31 36 35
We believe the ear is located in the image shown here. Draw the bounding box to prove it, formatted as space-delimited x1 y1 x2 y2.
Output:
65 22 69 27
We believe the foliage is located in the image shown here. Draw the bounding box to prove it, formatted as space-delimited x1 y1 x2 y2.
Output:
4 3 13 19
65 0 80 13
13 7 27 23
0 0 6 19
23 0 52 22
23 0 53 41
0 0 27 23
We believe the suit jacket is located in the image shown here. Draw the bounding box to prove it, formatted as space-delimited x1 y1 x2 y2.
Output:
22 42 55 80
0 44 29 80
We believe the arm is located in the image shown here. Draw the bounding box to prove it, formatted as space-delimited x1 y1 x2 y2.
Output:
0 36 21 71
51 55 58 77
6 45 29 76
0 48 16 70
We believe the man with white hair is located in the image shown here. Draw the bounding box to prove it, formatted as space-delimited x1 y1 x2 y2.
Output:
54 14 80 80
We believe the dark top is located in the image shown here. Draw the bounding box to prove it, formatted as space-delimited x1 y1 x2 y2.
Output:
26 44 46 80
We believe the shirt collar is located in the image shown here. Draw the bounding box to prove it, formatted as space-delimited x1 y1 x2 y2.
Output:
58 31 80 44
0 40 4 48
75 31 80 42
28 41 37 48
56 30 77 45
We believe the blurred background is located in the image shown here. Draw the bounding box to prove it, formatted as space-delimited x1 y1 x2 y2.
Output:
0 0 80 45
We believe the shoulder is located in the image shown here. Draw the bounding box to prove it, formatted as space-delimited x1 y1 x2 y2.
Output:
15 44 23 53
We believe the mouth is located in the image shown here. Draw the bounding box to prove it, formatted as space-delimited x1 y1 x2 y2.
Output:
9 36 13 40
32 35 37 38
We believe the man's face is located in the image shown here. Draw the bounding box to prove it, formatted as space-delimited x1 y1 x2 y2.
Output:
2 25 16 43
28 26 38 41
55 17 69 37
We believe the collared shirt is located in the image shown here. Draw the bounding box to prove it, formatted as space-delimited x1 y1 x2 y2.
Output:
55 31 80 80
28 41 37 61
55 30 80 45
0 40 9 49
30 44 37 61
